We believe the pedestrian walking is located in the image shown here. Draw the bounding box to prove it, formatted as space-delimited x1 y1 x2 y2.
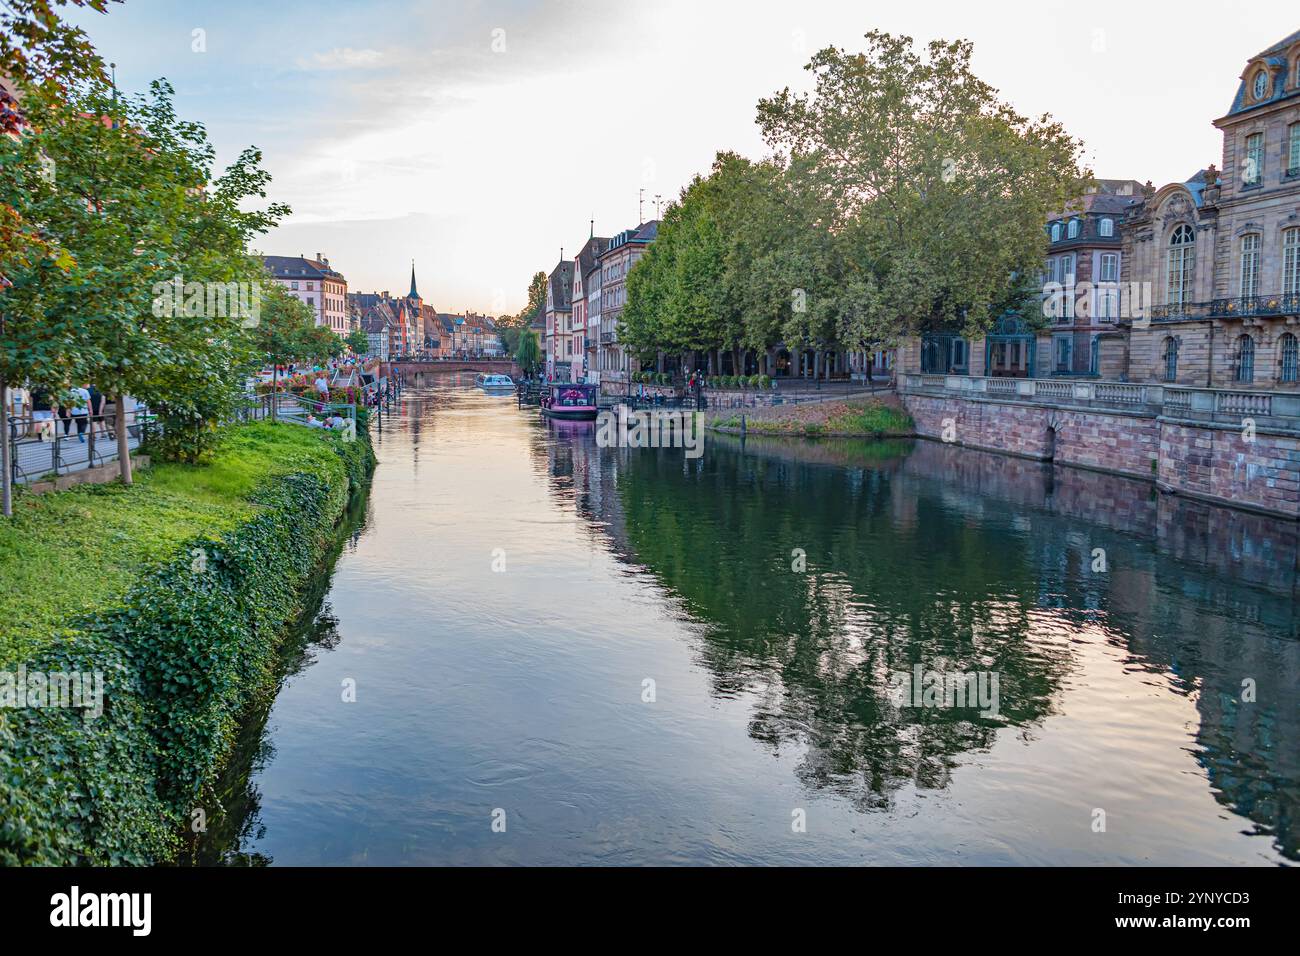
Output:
70 384 91 442
87 384 107 437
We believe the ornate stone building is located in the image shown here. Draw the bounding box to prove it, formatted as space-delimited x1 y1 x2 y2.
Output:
1122 29 1300 390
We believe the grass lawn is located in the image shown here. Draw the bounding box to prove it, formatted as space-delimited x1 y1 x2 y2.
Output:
0 422 352 665
711 398 914 438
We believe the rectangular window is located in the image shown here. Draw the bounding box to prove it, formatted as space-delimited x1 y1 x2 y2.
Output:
1099 218 1114 237
1244 133 1263 186
1100 253 1118 282
1289 124 1300 175
1240 234 1261 297
1099 289 1116 321
1285 228 1300 295
1061 255 1075 320
1054 335 1072 371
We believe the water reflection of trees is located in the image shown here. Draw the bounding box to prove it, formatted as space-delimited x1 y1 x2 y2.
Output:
592 436 1071 810
544 427 1298 858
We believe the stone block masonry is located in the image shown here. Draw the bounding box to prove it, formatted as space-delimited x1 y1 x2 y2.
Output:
903 393 1299 519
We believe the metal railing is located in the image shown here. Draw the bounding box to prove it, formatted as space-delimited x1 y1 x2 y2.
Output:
5 408 152 486
1148 292 1300 322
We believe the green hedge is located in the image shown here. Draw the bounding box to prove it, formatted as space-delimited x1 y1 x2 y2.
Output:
0 423 374 864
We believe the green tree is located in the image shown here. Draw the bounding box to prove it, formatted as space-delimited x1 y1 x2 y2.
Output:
345 328 370 355
2 76 290 478
622 152 807 371
0 0 119 515
250 282 335 421
514 328 541 378
756 32 1090 346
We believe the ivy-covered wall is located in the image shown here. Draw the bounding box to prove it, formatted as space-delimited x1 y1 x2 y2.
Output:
0 427 375 864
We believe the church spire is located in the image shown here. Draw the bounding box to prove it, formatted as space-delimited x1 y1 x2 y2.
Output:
409 260 419 299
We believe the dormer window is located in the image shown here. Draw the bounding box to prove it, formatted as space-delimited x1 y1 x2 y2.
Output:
1050 222 1061 242
1253 69 1269 100
1067 218 1080 239
1099 217 1114 237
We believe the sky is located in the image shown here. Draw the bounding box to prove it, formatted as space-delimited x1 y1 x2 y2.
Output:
72 0 1295 315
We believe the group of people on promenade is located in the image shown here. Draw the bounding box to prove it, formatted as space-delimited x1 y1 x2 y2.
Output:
5 384 139 443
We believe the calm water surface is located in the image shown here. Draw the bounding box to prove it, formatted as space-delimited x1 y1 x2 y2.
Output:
196 378 1298 865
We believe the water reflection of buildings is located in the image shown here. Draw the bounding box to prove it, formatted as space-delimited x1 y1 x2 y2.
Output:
538 427 1298 860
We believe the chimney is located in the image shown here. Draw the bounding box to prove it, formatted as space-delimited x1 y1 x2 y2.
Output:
315 252 322 262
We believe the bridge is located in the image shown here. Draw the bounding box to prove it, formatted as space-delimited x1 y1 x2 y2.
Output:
390 358 519 378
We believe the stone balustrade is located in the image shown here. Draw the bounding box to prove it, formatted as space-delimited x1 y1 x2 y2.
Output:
900 373 1300 433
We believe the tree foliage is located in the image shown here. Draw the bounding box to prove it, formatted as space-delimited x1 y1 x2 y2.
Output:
1 75 291 467
623 33 1091 361
514 327 541 377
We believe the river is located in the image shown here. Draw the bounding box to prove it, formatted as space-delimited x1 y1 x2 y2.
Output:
192 377 1299 865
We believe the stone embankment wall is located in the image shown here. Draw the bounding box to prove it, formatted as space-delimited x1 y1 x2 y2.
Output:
902 393 1299 518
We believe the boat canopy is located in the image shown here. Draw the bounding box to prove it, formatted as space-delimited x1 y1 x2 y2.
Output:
550 383 598 406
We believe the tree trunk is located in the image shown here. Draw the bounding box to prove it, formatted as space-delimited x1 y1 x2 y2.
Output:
1 375 12 518
114 391 133 485
271 364 279 423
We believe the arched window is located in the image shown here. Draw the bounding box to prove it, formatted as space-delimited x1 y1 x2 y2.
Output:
1280 333 1299 383
1235 334 1256 383
1050 222 1061 242
1067 218 1080 239
1166 224 1195 309
1163 337 1178 382
1099 217 1114 237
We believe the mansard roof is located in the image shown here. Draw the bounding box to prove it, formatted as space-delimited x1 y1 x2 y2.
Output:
1223 29 1300 119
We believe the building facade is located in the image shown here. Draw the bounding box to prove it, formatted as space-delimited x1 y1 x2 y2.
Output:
1039 181 1143 377
595 221 658 385
263 254 349 334
544 259 573 380
1122 30 1300 390
571 234 609 383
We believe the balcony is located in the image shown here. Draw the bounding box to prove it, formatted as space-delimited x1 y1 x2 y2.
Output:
1209 293 1300 318
1148 293 1300 322
600 331 617 345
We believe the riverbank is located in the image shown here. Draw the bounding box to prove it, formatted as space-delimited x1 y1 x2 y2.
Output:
0 421 375 864
706 394 914 438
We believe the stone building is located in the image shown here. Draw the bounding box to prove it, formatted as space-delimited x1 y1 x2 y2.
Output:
571 231 610 384
544 258 573 380
263 254 349 334
1121 29 1300 390
1038 180 1143 377
595 221 658 386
